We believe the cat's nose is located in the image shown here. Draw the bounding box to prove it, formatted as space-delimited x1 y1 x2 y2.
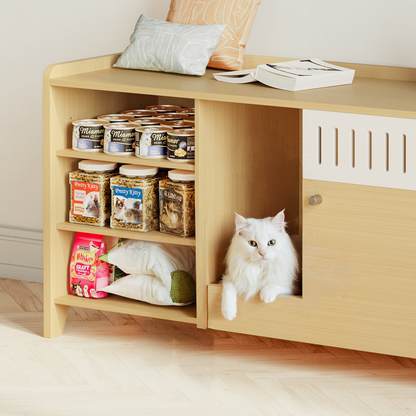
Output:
259 252 266 257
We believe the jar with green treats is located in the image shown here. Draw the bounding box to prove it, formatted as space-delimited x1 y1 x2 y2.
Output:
69 160 118 226
159 169 195 237
110 165 159 232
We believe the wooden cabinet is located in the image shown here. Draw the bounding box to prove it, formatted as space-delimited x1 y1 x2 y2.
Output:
44 54 416 358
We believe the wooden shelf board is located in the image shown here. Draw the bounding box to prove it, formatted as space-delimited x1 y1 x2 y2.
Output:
57 148 195 171
50 66 416 119
56 222 196 246
55 294 197 324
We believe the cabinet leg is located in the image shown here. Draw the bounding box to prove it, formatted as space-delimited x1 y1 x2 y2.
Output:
43 303 69 338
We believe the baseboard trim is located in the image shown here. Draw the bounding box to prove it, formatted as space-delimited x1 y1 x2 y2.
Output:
0 227 43 283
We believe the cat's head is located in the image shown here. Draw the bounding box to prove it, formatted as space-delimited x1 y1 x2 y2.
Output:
234 210 287 263
115 197 124 211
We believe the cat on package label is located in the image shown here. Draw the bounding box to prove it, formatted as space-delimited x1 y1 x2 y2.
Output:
85 194 100 218
124 200 142 224
113 197 126 221
164 201 182 228
221 210 299 321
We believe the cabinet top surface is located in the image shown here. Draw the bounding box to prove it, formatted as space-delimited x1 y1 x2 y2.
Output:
47 54 416 119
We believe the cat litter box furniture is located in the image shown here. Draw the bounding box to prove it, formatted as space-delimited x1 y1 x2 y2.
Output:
44 54 416 359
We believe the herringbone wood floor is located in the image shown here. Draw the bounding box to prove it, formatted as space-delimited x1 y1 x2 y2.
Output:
1 277 416 416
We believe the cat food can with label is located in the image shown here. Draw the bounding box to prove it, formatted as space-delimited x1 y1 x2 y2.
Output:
167 129 195 162
145 104 182 113
110 165 159 232
103 123 138 155
72 119 108 152
135 126 173 159
69 160 118 227
159 169 195 237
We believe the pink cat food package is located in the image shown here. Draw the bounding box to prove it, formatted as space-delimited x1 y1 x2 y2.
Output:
69 232 109 298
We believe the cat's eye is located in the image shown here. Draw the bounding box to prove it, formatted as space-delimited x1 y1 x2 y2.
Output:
268 240 276 246
248 240 257 247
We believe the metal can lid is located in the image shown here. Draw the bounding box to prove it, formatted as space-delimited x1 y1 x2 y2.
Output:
168 169 195 182
121 109 158 117
79 160 117 172
133 118 166 125
145 105 182 112
167 128 195 136
72 119 108 126
97 114 136 122
120 164 158 177
135 126 173 133
104 123 136 130
161 120 194 128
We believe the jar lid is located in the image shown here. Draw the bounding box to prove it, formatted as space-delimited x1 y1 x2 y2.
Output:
168 169 195 181
79 160 117 172
120 164 158 177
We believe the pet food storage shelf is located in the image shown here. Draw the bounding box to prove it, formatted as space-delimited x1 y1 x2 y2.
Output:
54 295 197 324
44 53 416 358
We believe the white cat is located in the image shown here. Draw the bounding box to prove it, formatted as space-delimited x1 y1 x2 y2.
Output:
221 210 299 321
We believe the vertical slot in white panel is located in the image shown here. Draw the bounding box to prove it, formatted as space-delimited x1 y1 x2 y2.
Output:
389 133 405 175
303 110 416 191
371 130 388 173
337 128 354 169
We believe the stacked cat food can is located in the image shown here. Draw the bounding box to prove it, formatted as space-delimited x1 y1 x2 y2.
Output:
69 160 118 226
159 169 195 237
167 129 195 162
135 126 173 159
72 119 108 152
110 165 159 232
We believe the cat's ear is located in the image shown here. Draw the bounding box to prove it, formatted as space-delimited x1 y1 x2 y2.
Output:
271 209 286 231
235 213 249 234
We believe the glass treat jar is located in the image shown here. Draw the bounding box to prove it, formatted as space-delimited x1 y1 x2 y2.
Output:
69 160 118 226
110 165 159 232
159 169 195 237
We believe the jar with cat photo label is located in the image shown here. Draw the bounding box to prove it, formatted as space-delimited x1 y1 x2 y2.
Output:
110 165 159 232
69 160 118 227
159 170 195 237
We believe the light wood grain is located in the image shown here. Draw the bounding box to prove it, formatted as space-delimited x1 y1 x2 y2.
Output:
208 181 416 359
2 278 416 416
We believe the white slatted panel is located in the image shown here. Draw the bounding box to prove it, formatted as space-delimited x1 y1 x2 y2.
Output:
303 110 416 190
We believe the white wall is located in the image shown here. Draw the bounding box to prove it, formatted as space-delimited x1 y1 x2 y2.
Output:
1 0 415 282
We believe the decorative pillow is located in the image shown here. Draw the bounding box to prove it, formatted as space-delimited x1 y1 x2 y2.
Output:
114 14 225 76
166 0 262 71
99 240 196 292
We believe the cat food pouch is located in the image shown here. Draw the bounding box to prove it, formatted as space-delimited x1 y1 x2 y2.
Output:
70 232 109 298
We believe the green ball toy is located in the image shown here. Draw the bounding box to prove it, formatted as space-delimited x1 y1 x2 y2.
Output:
170 270 196 304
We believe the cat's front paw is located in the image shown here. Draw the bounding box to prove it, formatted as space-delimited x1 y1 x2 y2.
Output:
222 281 238 320
260 285 279 303
222 302 237 321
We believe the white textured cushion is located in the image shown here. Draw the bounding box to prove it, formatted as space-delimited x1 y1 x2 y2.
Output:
114 14 225 76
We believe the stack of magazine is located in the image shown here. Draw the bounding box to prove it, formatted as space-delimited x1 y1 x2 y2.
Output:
213 58 355 91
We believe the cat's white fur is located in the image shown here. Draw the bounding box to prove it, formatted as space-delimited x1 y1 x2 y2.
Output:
221 210 299 321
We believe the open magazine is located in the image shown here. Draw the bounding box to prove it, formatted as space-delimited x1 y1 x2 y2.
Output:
213 59 355 91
